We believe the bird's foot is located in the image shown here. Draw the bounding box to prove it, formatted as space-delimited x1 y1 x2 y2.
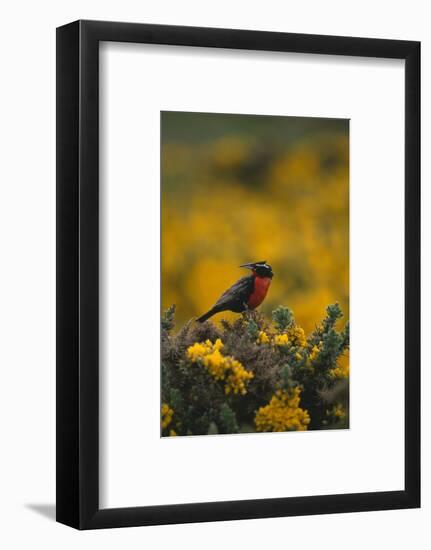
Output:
241 304 256 323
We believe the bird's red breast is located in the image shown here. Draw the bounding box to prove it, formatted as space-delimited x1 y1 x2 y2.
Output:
247 276 272 309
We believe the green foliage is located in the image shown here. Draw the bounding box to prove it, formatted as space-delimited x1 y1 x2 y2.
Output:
281 365 295 389
219 403 239 434
272 306 294 331
160 304 349 436
207 422 219 435
161 304 176 332
324 302 343 327
246 318 260 339
340 321 350 351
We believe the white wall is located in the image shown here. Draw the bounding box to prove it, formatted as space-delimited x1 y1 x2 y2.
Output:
0 1 427 548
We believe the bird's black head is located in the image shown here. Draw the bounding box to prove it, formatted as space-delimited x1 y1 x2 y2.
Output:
240 261 274 278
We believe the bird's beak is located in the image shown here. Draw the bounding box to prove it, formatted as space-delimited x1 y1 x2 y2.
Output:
239 263 255 270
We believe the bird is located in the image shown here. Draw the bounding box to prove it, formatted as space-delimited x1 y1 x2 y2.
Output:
196 261 274 323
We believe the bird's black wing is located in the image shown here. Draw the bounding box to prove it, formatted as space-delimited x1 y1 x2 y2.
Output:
212 275 254 311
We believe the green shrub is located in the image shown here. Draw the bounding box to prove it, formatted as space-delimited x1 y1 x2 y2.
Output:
161 304 349 436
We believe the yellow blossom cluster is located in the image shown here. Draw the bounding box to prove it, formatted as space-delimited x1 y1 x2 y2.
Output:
286 326 307 347
186 339 253 395
309 344 320 362
257 331 270 344
273 333 289 346
257 326 306 349
327 403 346 420
255 387 311 432
161 403 174 429
328 359 349 379
186 337 224 362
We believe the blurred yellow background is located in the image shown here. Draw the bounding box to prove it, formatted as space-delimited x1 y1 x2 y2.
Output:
161 111 349 333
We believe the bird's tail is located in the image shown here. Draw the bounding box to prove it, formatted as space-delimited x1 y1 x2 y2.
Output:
196 308 216 323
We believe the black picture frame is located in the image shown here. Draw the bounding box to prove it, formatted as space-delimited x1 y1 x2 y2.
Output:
56 20 420 530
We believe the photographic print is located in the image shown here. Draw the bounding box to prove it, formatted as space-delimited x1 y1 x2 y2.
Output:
161 111 349 437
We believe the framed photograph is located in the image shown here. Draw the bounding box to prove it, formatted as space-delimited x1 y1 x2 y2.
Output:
56 20 420 529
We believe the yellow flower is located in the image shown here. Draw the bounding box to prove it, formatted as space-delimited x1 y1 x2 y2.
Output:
161 403 174 429
213 338 224 351
327 403 346 420
273 326 307 348
274 333 289 346
309 344 320 362
186 341 209 362
286 325 307 347
328 360 349 379
186 338 253 395
224 358 254 395
255 387 310 432
203 349 225 379
169 429 177 436
257 331 270 344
